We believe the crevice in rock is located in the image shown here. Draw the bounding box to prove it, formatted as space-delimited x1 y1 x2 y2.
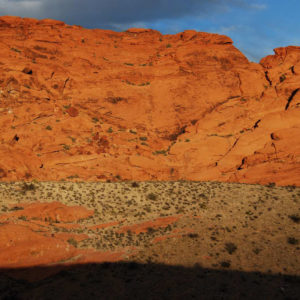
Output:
253 119 261 129
0 168 6 178
270 133 280 141
13 134 19 141
63 77 69 89
167 126 187 141
217 137 240 163
22 68 32 75
61 77 70 95
285 88 299 110
237 157 247 170
271 142 278 159
290 66 295 74
264 71 272 86
274 85 279 98
201 97 234 119
32 113 54 121
236 73 243 95
56 158 98 166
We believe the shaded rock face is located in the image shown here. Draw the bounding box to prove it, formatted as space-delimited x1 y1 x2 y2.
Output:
0 16 299 185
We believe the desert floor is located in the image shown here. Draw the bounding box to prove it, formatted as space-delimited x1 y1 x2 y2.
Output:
0 181 299 299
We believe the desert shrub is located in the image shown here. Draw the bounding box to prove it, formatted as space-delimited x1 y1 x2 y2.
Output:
67 238 78 247
288 214 300 223
147 193 157 201
287 237 298 245
225 242 237 254
220 261 231 268
63 144 70 151
21 182 36 193
153 150 167 156
280 74 286 82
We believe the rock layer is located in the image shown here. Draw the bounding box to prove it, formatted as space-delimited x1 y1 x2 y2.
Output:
0 201 125 273
0 16 299 185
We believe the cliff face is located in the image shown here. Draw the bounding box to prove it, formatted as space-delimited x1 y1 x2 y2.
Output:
0 16 299 185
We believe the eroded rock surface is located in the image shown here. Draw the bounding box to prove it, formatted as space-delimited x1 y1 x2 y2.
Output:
0 16 299 185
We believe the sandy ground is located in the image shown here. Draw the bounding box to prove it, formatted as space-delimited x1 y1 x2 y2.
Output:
0 181 299 299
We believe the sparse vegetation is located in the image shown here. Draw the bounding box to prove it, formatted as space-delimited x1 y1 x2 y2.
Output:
21 182 36 193
67 175 79 179
225 242 237 254
131 182 139 188
288 214 300 223
0 180 299 282
67 238 78 247
138 82 150 86
220 261 231 268
280 74 286 82
129 129 137 134
63 144 70 151
11 47 21 53
147 193 157 201
287 237 298 245
125 80 135 86
68 136 76 143
153 150 167 156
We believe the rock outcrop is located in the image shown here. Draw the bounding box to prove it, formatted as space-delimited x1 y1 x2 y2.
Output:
0 16 299 185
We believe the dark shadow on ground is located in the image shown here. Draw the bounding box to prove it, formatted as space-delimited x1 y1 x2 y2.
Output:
1 262 299 299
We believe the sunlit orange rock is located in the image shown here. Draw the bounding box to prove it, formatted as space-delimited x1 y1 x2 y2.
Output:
0 202 94 223
0 202 126 273
0 16 298 185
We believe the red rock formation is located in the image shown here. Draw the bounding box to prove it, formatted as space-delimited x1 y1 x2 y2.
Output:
0 202 125 272
0 16 299 185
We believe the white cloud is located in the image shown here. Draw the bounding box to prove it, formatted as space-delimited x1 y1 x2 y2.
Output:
111 21 148 31
219 25 240 34
0 0 42 16
250 3 267 10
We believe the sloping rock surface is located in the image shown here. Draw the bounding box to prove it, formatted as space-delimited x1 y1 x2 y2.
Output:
0 16 299 185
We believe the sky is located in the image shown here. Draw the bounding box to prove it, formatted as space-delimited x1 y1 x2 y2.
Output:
0 0 299 62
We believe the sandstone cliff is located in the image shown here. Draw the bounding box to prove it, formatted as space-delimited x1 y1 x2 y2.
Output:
0 16 299 185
